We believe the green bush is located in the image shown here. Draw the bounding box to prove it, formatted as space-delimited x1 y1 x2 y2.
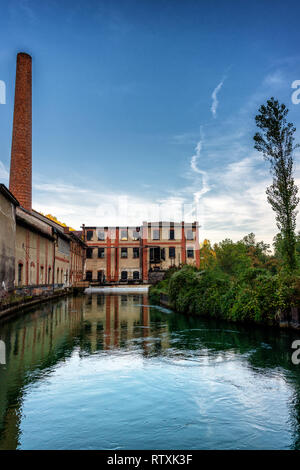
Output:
149 234 300 325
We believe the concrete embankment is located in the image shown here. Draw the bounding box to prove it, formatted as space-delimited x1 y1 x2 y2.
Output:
0 288 74 321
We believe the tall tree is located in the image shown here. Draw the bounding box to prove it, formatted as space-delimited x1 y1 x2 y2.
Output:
254 97 299 271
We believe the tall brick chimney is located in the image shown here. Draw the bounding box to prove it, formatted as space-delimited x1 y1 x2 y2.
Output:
9 52 32 211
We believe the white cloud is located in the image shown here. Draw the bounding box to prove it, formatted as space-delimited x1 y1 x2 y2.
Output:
211 78 225 118
0 161 9 181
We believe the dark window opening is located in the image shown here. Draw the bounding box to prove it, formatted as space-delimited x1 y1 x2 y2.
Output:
86 248 93 259
187 248 194 258
133 271 139 280
169 247 175 258
133 247 139 258
86 271 92 281
150 247 165 262
18 263 23 285
98 248 105 258
97 270 103 281
121 247 128 258
121 271 127 280
169 229 175 240
86 230 93 241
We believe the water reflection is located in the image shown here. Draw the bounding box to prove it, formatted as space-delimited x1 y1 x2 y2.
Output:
0 294 300 449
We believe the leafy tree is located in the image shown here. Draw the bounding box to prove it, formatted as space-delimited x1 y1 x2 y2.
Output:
213 238 250 275
254 97 299 271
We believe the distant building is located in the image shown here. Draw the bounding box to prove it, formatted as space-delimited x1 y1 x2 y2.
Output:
82 221 200 284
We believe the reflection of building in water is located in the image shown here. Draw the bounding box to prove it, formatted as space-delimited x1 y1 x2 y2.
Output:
0 294 170 449
82 294 169 353
0 297 83 449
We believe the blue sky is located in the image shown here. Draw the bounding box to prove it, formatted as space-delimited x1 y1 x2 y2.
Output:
0 0 300 244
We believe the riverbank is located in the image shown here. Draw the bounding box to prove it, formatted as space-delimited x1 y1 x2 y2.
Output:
0 287 77 321
149 264 300 330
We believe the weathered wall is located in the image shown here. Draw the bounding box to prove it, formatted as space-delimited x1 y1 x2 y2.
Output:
0 193 16 296
84 222 200 283
15 223 54 286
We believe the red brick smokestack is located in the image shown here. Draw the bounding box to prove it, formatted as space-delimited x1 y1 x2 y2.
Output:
9 52 32 211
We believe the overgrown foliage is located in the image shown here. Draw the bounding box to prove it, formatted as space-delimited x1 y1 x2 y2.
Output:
149 233 299 325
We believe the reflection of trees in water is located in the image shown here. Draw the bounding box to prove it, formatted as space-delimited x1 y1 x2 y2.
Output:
0 293 300 449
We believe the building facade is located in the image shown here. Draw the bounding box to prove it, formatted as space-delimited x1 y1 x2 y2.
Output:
0 185 19 297
83 221 200 284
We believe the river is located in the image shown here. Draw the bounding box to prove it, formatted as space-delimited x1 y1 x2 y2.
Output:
0 293 299 450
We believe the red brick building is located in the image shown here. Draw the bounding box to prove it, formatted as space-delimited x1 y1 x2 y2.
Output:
83 221 200 284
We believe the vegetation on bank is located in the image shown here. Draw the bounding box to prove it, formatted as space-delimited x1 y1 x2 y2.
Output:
149 234 300 324
150 98 300 325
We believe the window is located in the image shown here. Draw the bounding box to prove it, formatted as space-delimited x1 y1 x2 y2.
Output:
98 248 105 258
86 230 93 241
48 267 51 284
30 263 35 284
169 229 175 240
121 271 127 281
153 229 160 240
86 271 92 281
133 247 139 258
186 230 194 240
133 271 139 280
121 247 128 258
97 270 103 281
18 263 23 286
86 248 93 259
120 229 128 240
132 227 140 240
97 230 105 241
169 247 175 258
187 248 194 258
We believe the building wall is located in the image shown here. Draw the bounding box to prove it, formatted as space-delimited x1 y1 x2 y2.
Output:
0 193 16 296
54 235 70 285
15 223 54 287
69 240 85 285
83 222 200 283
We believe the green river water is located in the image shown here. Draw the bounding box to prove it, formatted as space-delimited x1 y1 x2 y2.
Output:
0 293 300 450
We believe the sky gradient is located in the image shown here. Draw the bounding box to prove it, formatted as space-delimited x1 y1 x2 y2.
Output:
1 0 300 245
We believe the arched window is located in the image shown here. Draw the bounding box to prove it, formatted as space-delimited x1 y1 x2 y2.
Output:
121 271 127 281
